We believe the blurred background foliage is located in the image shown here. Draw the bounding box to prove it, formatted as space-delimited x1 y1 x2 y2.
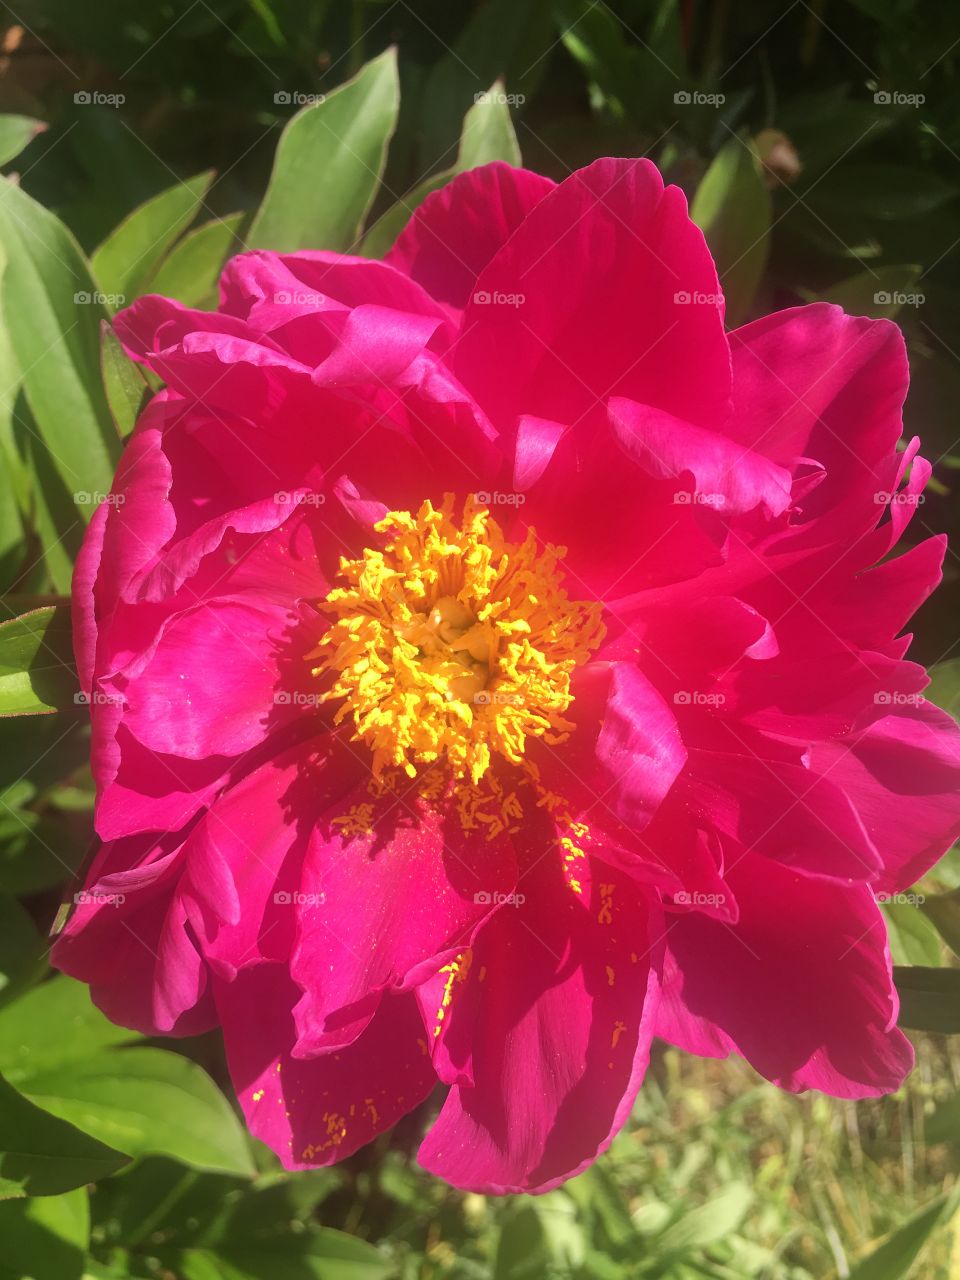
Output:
2 1 960 1277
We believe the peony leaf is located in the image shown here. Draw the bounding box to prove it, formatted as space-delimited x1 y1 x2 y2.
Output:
91 170 215 303
846 1182 960 1279
0 115 45 167
362 80 522 259
816 265 922 319
0 606 77 717
19 1048 256 1177
148 212 245 309
0 186 120 511
918 890 960 959
0 976 140 1086
882 899 943 967
100 322 148 439
0 1074 128 1198
179 1231 393 1280
691 135 771 328
249 49 399 254
0 1187 88 1280
893 965 960 1033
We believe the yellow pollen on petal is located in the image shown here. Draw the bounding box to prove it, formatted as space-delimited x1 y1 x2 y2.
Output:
312 494 605 784
434 950 473 1037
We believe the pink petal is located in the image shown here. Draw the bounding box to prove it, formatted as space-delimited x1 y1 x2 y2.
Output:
418 853 663 1192
656 853 912 1097
216 964 436 1169
385 162 555 310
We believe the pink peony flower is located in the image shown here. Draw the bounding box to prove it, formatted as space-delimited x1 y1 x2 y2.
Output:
55 159 960 1193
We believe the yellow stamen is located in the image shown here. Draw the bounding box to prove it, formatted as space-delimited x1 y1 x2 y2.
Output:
312 495 605 784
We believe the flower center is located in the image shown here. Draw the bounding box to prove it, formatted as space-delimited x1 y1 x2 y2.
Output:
313 495 605 784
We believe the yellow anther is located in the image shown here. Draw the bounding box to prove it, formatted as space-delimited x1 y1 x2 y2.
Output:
312 495 605 784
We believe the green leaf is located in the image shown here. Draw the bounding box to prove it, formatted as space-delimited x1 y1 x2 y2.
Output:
926 659 960 721
249 49 399 253
0 808 87 896
179 1230 392 1280
893 965 960 1033
0 1187 88 1280
91 171 215 303
149 212 245 309
882 899 944 966
0 184 120 511
363 80 521 259
417 0 552 170
459 82 523 170
846 1183 960 1279
100 322 147 439
20 1048 256 1177
690 136 771 327
0 1074 127 1198
0 976 140 1087
0 115 45 167
919 890 960 959
817 265 923 319
0 606 77 716
649 1182 753 1258
0 891 43 1009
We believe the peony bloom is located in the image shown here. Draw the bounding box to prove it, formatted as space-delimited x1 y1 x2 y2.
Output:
55 158 960 1193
